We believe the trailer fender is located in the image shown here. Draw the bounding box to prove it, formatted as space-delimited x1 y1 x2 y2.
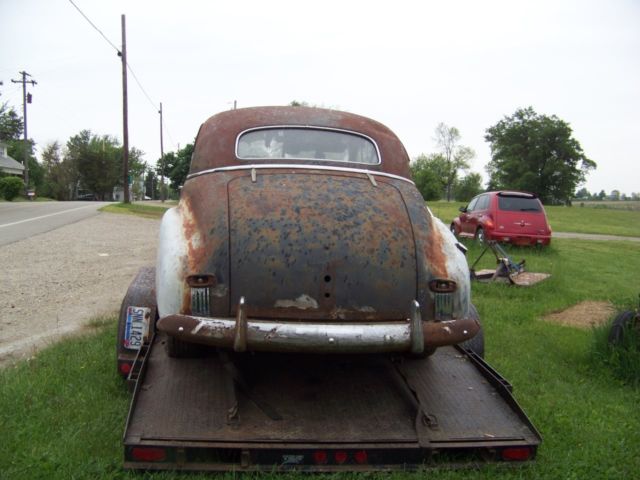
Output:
117 266 157 377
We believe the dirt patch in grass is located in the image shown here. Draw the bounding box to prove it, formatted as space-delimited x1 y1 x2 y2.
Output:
543 301 616 329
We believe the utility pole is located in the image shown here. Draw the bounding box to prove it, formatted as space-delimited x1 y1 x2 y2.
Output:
119 14 130 203
11 71 37 193
159 102 165 202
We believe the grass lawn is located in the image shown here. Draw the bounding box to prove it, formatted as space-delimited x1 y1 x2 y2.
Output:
1 238 639 479
428 200 640 237
99 202 170 220
0 196 55 202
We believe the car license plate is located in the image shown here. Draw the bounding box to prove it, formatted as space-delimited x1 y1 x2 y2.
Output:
124 306 150 350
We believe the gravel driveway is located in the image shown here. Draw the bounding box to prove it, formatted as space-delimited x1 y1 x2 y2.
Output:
0 212 159 367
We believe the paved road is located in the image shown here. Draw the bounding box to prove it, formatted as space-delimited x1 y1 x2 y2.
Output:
553 231 640 242
0 201 110 246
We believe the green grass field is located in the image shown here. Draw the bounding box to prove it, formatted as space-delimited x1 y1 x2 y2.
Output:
428 200 640 238
1 236 639 479
99 202 170 219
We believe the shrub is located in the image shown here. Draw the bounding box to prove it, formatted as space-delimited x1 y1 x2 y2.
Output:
0 176 24 201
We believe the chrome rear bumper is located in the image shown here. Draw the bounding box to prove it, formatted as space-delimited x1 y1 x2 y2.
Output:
157 298 480 354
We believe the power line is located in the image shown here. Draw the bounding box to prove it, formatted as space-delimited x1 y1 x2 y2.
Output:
68 0 159 112
68 0 120 54
126 64 157 112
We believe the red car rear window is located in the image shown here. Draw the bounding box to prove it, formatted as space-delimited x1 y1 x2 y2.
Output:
497 196 542 212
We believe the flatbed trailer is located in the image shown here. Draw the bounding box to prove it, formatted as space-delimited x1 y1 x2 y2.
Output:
122 333 541 471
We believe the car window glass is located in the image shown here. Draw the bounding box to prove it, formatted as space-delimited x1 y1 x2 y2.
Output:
237 128 380 164
498 196 542 212
466 197 478 212
476 195 490 211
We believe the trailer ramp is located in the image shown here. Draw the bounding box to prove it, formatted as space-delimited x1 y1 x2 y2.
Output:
123 333 540 471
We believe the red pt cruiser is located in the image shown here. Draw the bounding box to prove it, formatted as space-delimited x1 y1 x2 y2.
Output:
451 191 552 246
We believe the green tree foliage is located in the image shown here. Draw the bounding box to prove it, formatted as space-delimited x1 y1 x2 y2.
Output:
0 102 40 190
158 143 194 192
0 176 24 201
575 187 590 199
485 107 596 205
453 172 483 202
0 103 23 140
40 141 77 200
434 123 474 201
144 168 157 200
410 153 447 201
65 131 146 200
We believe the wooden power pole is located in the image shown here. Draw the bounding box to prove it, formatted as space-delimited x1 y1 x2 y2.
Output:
159 102 165 202
11 71 37 193
120 14 130 203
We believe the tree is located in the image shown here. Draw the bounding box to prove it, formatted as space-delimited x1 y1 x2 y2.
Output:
158 143 194 192
597 189 606 200
485 107 596 205
40 141 78 200
0 102 40 191
144 168 157 200
574 187 590 200
0 102 23 141
453 173 483 202
410 153 447 201
433 123 475 201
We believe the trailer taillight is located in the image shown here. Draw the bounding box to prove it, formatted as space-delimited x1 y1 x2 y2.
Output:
131 447 167 462
119 361 132 376
313 450 328 464
334 451 348 464
501 447 532 461
354 450 368 464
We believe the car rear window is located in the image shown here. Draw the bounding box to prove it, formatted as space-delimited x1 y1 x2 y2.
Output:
498 196 542 212
236 127 380 164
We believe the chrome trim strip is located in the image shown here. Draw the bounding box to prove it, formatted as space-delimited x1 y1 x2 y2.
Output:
187 164 415 185
234 125 382 165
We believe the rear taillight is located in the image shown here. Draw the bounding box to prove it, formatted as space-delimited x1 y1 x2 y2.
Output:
501 447 533 461
119 361 132 376
354 450 368 464
334 451 348 464
131 447 167 462
313 450 328 464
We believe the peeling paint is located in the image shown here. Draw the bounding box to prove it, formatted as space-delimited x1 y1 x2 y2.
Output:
275 294 319 310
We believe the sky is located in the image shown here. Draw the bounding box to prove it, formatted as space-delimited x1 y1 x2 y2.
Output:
1 0 638 195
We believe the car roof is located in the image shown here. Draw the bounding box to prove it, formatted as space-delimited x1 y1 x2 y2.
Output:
190 106 411 178
491 190 538 199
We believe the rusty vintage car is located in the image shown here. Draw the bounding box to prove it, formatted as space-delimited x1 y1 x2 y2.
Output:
152 106 480 357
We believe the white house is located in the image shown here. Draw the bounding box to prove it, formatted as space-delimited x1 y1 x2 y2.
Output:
0 142 25 176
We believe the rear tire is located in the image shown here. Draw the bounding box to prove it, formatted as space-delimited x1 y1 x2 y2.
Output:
450 223 458 238
475 227 486 245
608 310 638 346
459 304 484 358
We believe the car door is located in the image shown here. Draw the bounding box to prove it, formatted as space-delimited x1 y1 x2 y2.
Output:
460 196 479 235
466 194 491 235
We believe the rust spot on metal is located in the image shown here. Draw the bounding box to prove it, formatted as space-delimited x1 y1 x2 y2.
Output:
423 214 449 279
191 106 412 179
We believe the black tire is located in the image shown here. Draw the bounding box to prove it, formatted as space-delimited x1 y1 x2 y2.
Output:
608 310 637 346
166 335 208 358
460 304 485 358
474 227 486 245
450 223 458 238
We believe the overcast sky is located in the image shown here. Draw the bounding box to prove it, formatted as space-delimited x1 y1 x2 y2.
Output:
2 0 638 195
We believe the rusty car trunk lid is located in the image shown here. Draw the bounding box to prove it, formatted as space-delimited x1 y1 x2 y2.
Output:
227 170 417 321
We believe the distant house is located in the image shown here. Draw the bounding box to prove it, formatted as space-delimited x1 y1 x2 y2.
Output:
0 142 25 177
